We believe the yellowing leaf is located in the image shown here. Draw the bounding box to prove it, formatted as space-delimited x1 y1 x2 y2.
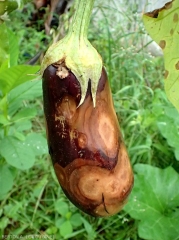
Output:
143 0 179 112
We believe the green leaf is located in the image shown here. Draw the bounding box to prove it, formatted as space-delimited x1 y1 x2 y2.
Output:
164 105 179 125
63 229 85 239
13 120 32 132
0 0 18 16
25 133 48 156
174 149 179 160
0 216 9 230
0 115 9 125
0 26 18 68
0 23 9 67
31 175 48 198
46 226 58 235
59 220 73 238
143 0 179 112
0 164 14 199
13 131 26 141
8 224 28 235
70 213 83 227
157 115 179 160
12 107 37 122
81 217 94 235
8 79 42 117
4 201 22 219
0 65 40 96
124 164 179 240
55 200 69 216
55 218 65 229
0 136 36 170
8 28 19 67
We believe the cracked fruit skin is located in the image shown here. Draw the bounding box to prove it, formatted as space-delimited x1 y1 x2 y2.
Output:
42 65 134 217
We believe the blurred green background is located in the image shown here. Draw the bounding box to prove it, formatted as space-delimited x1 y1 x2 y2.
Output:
0 0 179 239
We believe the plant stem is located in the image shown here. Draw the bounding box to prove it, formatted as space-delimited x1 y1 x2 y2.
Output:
68 0 95 40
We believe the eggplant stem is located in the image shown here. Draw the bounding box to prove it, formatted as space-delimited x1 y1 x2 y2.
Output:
68 0 95 40
41 0 102 108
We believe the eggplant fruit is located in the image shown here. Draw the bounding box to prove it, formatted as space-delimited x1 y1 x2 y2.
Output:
41 0 133 217
42 64 133 217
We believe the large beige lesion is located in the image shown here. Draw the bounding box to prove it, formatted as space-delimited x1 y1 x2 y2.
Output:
89 98 119 159
54 143 133 217
83 81 119 159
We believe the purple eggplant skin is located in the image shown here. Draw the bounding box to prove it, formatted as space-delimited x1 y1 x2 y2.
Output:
42 64 134 217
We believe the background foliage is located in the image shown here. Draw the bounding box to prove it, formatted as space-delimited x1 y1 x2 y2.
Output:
0 0 179 239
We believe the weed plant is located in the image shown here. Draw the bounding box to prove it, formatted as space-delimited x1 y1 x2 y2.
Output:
1 1 179 240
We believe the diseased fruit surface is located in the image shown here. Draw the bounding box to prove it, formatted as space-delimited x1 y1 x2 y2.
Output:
42 65 134 217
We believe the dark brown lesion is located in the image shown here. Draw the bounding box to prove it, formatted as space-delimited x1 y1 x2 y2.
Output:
159 40 166 50
175 61 179 70
144 1 173 19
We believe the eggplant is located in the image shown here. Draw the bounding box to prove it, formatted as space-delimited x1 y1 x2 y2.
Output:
41 0 133 217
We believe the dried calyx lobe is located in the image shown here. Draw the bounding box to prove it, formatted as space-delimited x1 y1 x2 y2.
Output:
43 64 133 217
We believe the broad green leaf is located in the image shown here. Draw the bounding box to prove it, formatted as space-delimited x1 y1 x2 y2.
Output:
0 23 9 67
0 0 18 16
55 218 65 229
25 133 48 156
0 65 40 96
70 213 83 227
124 164 179 240
157 115 179 160
12 107 37 122
174 149 179 160
143 0 179 112
0 164 14 199
0 136 36 170
59 220 73 238
81 217 94 235
8 29 19 67
8 79 42 103
8 79 42 116
164 105 179 125
13 120 32 132
0 23 19 68
0 115 9 125
0 216 9 230
81 217 97 239
13 131 26 141
55 200 69 217
46 226 58 235
0 95 8 113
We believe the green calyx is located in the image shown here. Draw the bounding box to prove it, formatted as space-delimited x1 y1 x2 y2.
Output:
41 0 102 107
